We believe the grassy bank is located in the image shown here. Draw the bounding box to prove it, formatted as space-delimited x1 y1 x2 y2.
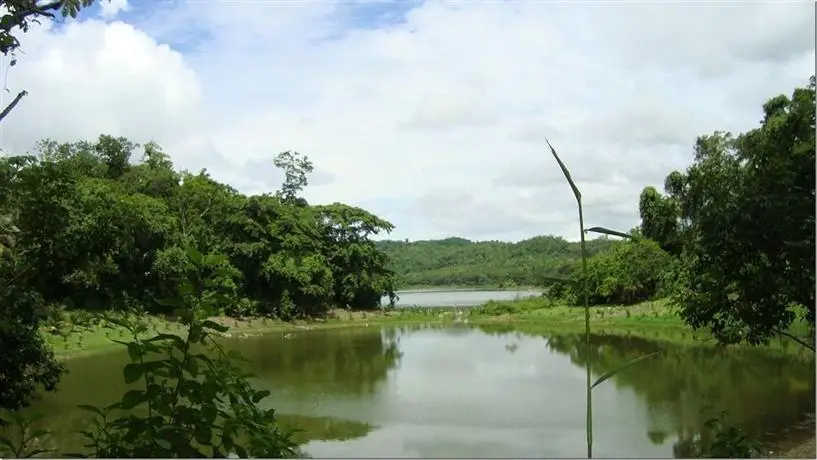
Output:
42 308 436 360
467 297 814 358
43 297 814 361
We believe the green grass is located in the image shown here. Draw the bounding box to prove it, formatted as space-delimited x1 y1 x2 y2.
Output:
42 308 455 360
466 297 814 358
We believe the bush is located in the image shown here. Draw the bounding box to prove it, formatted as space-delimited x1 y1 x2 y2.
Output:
71 247 300 458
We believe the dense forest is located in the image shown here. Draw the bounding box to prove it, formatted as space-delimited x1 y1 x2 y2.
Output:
0 139 398 322
375 236 615 287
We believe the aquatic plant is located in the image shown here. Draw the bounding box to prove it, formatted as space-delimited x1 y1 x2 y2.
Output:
546 139 659 458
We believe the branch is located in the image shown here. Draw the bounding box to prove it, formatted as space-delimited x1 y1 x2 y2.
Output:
1 1 64 33
774 327 815 352
21 1 65 20
0 90 27 124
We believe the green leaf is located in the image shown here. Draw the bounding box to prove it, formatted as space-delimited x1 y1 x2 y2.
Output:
23 448 53 458
0 435 14 451
252 390 270 404
185 246 204 265
119 389 147 410
144 333 186 348
193 424 213 445
200 320 229 333
545 139 581 202
76 405 104 416
126 342 142 361
25 428 50 440
185 356 199 376
590 351 659 390
585 226 635 240
155 296 184 308
122 363 143 384
202 405 218 424
155 438 171 450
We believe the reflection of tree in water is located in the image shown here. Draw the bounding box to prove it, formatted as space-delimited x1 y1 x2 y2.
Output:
540 333 815 457
237 327 403 396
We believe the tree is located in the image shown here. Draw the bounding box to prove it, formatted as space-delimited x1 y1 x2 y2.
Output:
666 78 816 346
578 239 675 306
0 135 399 321
638 186 682 256
273 150 313 205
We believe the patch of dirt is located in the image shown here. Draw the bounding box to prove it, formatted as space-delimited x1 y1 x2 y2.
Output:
766 416 816 459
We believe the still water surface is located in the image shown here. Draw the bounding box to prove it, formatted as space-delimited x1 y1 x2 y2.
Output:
24 323 815 458
386 289 542 307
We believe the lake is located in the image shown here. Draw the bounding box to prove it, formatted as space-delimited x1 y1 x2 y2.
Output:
19 323 815 458
384 289 542 308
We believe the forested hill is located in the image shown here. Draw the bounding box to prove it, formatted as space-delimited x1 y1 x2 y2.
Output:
376 236 615 288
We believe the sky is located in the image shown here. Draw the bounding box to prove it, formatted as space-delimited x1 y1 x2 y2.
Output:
0 0 813 243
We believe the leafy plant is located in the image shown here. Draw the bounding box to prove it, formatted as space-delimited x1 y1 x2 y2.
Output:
546 139 658 458
0 260 64 412
691 411 763 458
0 411 54 458
72 246 300 458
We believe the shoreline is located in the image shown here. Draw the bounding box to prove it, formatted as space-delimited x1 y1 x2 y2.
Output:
39 299 815 458
394 285 542 293
46 299 813 361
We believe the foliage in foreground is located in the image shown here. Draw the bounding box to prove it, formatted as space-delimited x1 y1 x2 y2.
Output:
1 247 302 458
0 259 63 411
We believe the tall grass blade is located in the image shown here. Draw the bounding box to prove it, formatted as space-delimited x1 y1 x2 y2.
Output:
590 352 660 390
546 139 581 201
546 139 592 459
585 227 635 240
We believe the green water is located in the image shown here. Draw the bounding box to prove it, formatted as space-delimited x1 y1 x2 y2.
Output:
17 324 816 458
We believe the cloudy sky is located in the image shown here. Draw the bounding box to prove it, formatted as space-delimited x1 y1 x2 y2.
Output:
0 0 813 242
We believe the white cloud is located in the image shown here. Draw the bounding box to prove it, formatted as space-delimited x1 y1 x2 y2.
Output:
0 0 812 242
99 0 130 19
0 18 203 163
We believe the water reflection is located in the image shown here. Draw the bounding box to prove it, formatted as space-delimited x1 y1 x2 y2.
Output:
480 325 815 456
9 323 815 458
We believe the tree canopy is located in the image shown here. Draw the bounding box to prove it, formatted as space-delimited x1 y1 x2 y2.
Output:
0 136 398 410
640 77 816 346
376 236 615 288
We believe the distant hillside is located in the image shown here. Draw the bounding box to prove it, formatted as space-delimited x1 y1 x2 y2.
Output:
376 235 615 288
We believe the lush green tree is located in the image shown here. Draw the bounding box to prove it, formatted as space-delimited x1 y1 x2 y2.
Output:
316 203 397 309
640 77 816 346
273 150 313 205
639 186 682 256
0 135 397 320
0 259 64 411
577 239 675 306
